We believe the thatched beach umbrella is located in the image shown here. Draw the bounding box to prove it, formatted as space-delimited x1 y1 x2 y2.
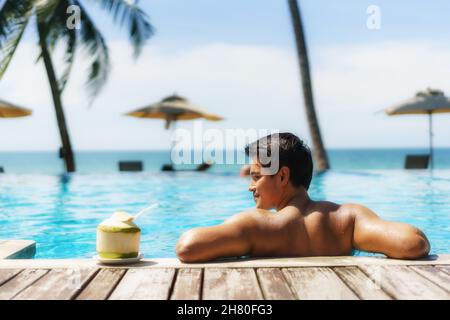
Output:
125 95 223 129
0 100 32 173
385 88 450 168
125 95 223 170
0 100 32 118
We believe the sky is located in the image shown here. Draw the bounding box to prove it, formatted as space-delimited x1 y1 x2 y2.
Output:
1 0 450 151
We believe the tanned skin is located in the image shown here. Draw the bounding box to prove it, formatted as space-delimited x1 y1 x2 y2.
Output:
176 160 430 263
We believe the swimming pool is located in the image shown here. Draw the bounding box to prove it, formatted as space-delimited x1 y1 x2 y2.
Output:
0 169 449 258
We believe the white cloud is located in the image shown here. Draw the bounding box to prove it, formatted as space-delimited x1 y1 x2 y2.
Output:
311 41 450 148
0 40 449 151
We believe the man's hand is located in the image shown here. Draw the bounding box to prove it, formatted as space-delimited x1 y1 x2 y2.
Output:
349 204 430 259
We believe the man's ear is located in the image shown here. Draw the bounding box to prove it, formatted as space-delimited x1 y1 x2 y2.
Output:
279 166 290 187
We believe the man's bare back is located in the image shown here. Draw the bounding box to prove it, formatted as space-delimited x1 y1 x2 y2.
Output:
244 200 355 258
176 198 430 262
176 133 430 263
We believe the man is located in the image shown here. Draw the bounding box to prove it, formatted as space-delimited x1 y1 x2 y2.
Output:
176 133 430 262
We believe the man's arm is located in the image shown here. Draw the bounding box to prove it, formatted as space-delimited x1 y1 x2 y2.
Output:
176 212 257 263
349 204 430 259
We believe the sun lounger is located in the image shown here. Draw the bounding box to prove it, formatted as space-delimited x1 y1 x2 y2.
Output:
161 164 174 171
404 154 430 169
118 161 143 172
161 162 212 172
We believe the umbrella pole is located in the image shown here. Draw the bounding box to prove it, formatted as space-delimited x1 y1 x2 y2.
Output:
170 120 177 166
429 111 433 169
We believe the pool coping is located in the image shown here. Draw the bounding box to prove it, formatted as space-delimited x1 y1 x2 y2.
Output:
0 240 36 259
0 254 448 269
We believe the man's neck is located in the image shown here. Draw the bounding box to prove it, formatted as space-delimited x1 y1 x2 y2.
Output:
276 187 311 212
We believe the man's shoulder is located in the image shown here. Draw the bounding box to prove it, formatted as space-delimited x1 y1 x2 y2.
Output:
223 209 267 224
223 209 278 231
307 201 358 224
338 203 372 216
327 203 380 227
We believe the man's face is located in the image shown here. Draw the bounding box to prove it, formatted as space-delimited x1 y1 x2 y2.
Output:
248 159 282 210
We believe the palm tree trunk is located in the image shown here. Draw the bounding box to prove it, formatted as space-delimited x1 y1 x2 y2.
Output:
288 0 330 171
37 22 76 173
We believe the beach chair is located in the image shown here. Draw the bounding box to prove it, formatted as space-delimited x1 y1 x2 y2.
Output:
404 155 429 169
161 164 174 171
161 162 212 172
118 161 143 172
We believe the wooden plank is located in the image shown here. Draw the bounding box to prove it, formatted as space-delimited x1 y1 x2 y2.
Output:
109 268 175 300
0 269 48 300
0 269 21 286
203 268 263 300
410 266 450 291
282 267 358 300
436 265 450 275
359 265 450 299
13 268 98 300
256 268 296 300
170 268 202 300
76 269 126 300
333 267 392 300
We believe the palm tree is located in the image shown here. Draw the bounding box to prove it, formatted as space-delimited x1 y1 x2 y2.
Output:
0 0 154 172
287 0 330 171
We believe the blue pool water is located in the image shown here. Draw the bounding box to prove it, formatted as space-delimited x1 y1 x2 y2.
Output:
0 150 449 258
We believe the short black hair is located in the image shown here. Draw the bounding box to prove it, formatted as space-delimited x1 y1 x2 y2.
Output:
245 132 313 190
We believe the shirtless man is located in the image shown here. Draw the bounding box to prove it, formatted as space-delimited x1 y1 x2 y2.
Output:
176 133 430 262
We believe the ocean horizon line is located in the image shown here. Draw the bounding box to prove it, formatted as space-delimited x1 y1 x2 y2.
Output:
1 147 450 153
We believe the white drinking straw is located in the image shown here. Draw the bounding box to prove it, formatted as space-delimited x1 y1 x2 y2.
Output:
133 203 159 221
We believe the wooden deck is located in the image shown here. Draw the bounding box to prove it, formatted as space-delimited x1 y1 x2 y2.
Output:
0 255 449 300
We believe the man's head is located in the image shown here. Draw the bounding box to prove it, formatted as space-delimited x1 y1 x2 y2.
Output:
244 133 313 209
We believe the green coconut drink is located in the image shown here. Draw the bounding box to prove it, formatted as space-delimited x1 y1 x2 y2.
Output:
96 210 141 259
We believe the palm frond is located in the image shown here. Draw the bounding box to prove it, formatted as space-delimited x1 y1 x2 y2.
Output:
39 0 77 92
73 0 110 101
0 0 33 79
33 0 60 20
1 0 153 101
35 0 110 100
94 0 154 57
